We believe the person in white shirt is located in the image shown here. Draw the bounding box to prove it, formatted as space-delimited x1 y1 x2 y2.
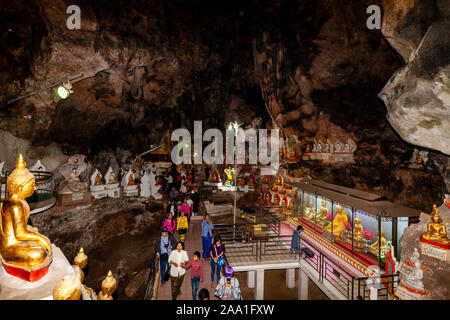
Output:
168 241 189 300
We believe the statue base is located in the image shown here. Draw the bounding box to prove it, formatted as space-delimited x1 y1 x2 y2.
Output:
57 191 92 206
419 236 450 250
123 185 138 197
90 185 107 199
1 255 52 282
0 245 73 300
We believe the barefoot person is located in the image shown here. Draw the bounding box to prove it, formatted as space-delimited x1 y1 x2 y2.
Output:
182 251 204 300
168 242 189 300
201 213 214 259
210 235 225 288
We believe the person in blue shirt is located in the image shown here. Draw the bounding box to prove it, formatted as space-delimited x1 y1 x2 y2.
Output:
201 214 214 259
156 227 176 287
291 225 303 259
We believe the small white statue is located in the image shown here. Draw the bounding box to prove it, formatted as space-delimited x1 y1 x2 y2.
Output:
312 144 317 152
343 143 350 153
140 172 151 197
317 143 323 152
104 167 118 184
0 161 4 176
30 160 46 172
324 143 330 153
90 169 103 186
405 260 425 290
335 143 341 153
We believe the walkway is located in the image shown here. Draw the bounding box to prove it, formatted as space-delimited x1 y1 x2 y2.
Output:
157 216 220 300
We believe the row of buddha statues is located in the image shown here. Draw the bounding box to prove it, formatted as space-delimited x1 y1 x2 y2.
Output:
258 173 296 209
302 201 388 256
302 138 356 163
55 154 163 203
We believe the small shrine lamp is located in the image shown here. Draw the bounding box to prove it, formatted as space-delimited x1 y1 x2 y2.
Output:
56 80 73 100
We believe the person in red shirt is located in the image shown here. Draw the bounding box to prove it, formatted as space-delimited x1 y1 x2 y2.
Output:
183 251 204 300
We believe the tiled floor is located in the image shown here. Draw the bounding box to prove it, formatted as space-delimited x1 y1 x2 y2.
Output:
156 216 221 300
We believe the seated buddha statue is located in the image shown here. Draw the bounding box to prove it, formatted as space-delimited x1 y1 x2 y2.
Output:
305 144 311 153
0 154 52 269
420 204 450 248
325 205 349 240
95 173 103 185
316 199 330 225
304 201 315 220
127 173 136 186
352 216 365 251
289 148 298 163
369 228 387 255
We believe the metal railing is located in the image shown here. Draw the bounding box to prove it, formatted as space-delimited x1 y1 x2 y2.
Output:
1 171 55 202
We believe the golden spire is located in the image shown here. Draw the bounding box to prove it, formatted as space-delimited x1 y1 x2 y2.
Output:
16 153 26 169
74 247 88 270
98 270 117 300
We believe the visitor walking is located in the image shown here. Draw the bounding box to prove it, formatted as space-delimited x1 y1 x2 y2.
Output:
177 210 188 243
166 200 178 218
168 242 189 300
210 235 225 288
155 227 176 288
186 195 194 217
192 187 200 217
201 214 214 259
215 266 242 300
182 251 204 300
291 225 303 259
169 187 179 202
162 212 176 234
180 197 191 222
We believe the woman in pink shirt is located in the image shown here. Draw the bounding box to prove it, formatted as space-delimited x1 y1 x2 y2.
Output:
183 251 204 300
162 212 176 234
180 198 192 222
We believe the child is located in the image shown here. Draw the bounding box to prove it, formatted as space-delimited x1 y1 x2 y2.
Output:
183 251 204 300
177 211 188 243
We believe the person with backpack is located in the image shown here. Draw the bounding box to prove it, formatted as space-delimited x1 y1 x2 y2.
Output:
182 251 204 300
209 235 225 288
155 227 176 288
214 266 242 300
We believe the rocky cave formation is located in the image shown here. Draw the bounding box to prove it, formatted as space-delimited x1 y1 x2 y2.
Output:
0 0 448 298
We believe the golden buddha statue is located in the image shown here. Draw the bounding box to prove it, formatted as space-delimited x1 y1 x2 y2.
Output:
98 270 117 300
127 173 136 186
95 173 103 185
369 228 387 255
0 154 52 269
416 153 423 165
305 144 311 153
420 204 450 247
325 205 349 240
304 201 315 220
316 199 329 225
352 216 365 251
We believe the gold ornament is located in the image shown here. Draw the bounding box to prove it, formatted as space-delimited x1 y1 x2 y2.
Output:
98 270 117 300
421 204 450 246
74 247 88 269
53 275 82 300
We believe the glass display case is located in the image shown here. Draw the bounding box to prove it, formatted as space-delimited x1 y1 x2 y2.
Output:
301 192 317 230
